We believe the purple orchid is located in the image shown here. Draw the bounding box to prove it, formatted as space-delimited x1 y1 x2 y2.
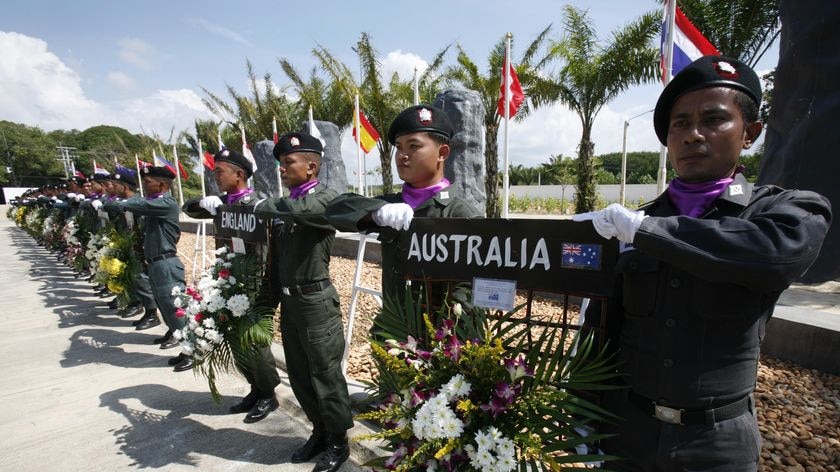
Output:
495 382 517 403
443 335 463 362
480 396 508 419
384 444 408 470
435 319 455 341
504 354 535 381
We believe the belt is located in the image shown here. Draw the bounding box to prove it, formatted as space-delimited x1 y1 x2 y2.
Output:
281 280 332 296
148 252 178 263
628 390 752 426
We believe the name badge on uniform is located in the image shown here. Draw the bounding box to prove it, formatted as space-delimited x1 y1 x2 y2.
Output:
729 184 743 196
440 191 449 200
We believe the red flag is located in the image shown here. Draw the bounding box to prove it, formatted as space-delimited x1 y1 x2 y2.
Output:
202 151 215 170
177 160 189 180
497 61 525 117
138 159 153 168
272 116 279 144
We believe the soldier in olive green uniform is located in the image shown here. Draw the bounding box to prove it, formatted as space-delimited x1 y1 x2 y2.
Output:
182 149 281 423
103 169 157 322
112 166 191 372
326 105 482 332
254 132 352 472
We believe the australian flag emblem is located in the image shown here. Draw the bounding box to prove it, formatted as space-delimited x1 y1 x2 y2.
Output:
561 243 602 270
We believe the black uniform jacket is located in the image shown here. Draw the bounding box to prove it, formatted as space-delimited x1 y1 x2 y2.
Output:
597 174 831 409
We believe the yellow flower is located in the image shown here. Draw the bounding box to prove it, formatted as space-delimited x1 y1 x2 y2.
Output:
434 439 458 459
107 281 124 294
109 259 125 276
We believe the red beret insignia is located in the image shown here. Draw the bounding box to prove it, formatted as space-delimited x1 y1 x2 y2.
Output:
714 61 739 79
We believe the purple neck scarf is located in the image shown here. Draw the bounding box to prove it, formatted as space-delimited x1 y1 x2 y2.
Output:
402 178 450 209
226 187 253 204
289 180 319 200
145 192 164 201
107 195 117 201
668 167 743 217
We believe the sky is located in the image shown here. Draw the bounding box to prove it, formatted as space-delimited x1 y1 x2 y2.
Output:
0 0 779 182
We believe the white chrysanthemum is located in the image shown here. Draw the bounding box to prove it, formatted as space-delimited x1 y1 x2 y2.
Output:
186 300 202 316
202 318 216 329
226 253 236 260
181 341 194 355
196 339 211 352
441 374 471 401
172 329 184 340
203 291 226 313
173 297 183 308
226 294 250 318
171 286 183 296
194 326 205 337
214 247 228 255
227 275 237 285
188 319 199 330
222 262 232 268
197 276 217 292
204 329 223 344
411 393 463 440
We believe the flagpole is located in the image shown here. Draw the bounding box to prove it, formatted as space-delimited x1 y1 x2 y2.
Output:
272 116 283 197
197 138 206 198
502 32 512 219
657 0 678 195
413 67 420 105
240 123 254 189
134 154 144 197
354 94 364 195
173 144 184 206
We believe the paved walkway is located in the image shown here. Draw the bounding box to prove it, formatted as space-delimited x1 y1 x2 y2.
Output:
0 216 366 472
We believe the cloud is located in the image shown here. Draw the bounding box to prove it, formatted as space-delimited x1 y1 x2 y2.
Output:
381 50 428 82
117 37 155 70
1 31 212 140
0 31 103 130
106 71 136 90
185 18 253 47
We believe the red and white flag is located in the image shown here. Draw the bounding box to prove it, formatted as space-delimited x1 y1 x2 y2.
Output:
660 0 720 83
497 58 525 118
240 125 257 174
272 116 279 144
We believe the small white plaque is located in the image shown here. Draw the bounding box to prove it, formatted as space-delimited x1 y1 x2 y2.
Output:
232 237 246 254
472 277 517 312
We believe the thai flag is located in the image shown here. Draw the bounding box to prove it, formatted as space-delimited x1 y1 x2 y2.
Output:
153 152 187 179
661 0 720 83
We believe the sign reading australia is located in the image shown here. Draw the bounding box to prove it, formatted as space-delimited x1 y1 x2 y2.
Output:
213 205 267 243
399 218 619 297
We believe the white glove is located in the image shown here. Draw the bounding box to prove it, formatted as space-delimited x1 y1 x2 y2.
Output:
372 203 414 231
91 200 103 210
75 194 85 202
573 203 647 243
66 192 77 199
51 196 58 201
199 196 224 215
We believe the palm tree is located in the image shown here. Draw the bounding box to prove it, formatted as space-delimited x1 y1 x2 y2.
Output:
677 0 779 67
311 33 450 193
278 62 354 131
201 59 303 148
445 26 552 217
531 6 659 212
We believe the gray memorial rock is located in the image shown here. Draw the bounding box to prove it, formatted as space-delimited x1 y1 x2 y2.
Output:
202 166 219 196
253 140 279 198
759 0 840 283
303 120 348 195
433 88 487 215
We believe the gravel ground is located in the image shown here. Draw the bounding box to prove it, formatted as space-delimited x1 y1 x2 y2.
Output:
177 233 840 471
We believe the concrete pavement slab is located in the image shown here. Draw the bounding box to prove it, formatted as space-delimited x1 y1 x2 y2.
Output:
0 221 366 472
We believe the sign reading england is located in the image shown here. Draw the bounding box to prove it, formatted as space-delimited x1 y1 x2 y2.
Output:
399 218 618 297
213 205 267 244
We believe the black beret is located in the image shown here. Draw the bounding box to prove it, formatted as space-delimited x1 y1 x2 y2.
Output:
654 55 761 145
273 132 323 159
91 173 111 182
388 104 453 145
113 170 138 188
67 176 87 185
214 149 253 177
140 166 176 180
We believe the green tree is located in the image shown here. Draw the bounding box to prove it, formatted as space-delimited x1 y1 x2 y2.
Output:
677 0 779 67
202 59 303 150
0 121 64 186
531 6 660 212
445 27 552 217
311 33 450 193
